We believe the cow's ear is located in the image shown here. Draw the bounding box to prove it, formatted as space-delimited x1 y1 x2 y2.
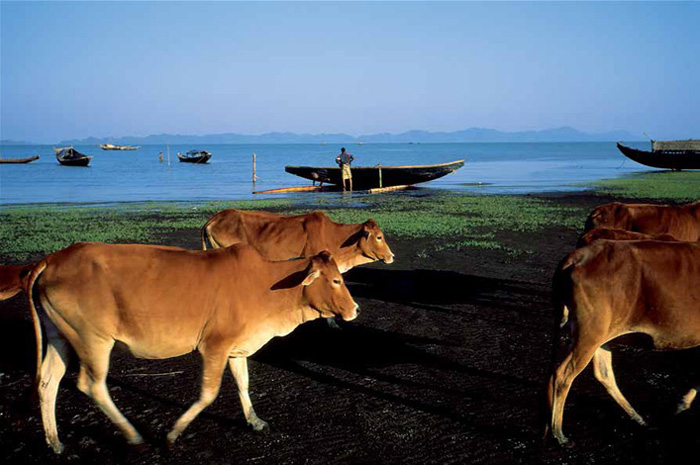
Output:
301 269 321 286
317 250 332 261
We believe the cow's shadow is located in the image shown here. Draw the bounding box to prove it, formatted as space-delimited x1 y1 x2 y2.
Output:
251 267 554 441
344 266 550 309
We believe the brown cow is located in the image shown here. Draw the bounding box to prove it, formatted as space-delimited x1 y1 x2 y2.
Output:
201 210 394 273
546 240 700 445
584 201 700 241
0 264 32 299
20 242 357 454
576 227 677 248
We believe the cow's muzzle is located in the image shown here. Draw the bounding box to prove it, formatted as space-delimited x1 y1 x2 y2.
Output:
342 303 360 321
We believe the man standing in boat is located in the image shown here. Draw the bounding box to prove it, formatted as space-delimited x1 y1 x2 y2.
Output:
335 147 354 191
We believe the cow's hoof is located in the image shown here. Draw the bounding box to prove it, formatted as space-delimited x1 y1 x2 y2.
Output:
250 419 269 433
130 441 149 453
50 442 65 455
165 432 179 449
554 434 572 448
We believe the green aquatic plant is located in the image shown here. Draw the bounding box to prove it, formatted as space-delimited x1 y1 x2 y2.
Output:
594 171 700 201
0 192 587 259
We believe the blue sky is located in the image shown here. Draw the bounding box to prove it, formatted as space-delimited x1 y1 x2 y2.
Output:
1 1 698 143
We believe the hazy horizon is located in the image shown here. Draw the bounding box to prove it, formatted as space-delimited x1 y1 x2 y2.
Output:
2 1 698 144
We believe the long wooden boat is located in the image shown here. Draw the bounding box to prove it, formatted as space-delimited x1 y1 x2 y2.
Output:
0 155 40 164
617 141 700 170
100 143 139 151
285 159 465 190
54 147 92 167
177 150 212 164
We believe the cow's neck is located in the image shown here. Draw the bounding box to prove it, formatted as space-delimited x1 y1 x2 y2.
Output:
334 223 374 272
263 259 325 329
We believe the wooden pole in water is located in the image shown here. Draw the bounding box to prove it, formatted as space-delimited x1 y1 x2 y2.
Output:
378 164 383 188
253 152 257 185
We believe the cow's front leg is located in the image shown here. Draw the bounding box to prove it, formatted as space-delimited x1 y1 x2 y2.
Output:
228 357 268 432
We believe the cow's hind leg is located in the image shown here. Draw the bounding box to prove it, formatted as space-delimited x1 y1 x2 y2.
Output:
166 346 228 445
39 324 71 454
228 357 268 431
592 346 646 425
76 338 144 446
549 337 600 445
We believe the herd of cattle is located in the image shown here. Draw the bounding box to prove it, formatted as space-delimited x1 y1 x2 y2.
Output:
0 200 698 453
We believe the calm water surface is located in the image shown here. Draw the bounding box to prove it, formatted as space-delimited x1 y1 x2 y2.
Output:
0 142 653 205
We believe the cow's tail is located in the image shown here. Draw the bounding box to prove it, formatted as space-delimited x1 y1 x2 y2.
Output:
552 247 592 328
543 248 586 439
0 264 34 300
202 218 227 250
27 261 48 386
201 221 210 250
201 218 220 250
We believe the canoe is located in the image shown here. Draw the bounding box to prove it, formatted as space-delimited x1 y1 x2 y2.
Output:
285 159 465 190
617 142 700 170
0 155 40 164
177 150 212 164
54 147 92 167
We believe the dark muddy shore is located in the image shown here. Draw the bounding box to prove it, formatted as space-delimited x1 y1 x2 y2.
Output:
1 192 699 464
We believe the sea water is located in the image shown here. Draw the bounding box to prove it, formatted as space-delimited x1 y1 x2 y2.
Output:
0 142 653 205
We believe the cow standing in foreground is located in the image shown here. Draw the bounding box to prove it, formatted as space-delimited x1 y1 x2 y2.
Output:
546 240 700 445
18 242 358 454
584 201 700 241
201 210 395 273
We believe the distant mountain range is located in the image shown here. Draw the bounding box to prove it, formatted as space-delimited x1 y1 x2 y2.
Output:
3 127 644 146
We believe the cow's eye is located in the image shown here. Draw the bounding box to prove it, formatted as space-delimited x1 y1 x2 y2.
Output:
377 236 383 241
333 279 341 285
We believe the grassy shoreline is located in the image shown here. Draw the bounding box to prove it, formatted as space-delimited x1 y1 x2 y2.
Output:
1 171 697 260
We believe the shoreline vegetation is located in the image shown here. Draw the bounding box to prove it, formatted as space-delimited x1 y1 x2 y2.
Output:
1 171 697 261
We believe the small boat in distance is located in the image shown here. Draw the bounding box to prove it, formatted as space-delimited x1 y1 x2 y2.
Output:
285 159 465 190
100 143 139 151
0 155 40 164
54 147 92 167
177 150 212 164
617 140 700 170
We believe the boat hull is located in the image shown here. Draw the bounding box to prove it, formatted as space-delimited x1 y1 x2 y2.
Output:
0 155 40 164
56 155 92 166
285 160 464 190
617 143 700 170
177 153 212 164
101 146 138 151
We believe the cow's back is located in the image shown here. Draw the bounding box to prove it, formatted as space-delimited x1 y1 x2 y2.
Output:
586 202 700 241
564 241 700 348
206 209 332 260
37 242 262 358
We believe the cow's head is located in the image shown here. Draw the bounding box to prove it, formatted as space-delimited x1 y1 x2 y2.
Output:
584 203 623 232
301 251 358 321
357 219 395 265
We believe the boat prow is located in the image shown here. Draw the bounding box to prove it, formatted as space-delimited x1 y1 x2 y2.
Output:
0 155 40 164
